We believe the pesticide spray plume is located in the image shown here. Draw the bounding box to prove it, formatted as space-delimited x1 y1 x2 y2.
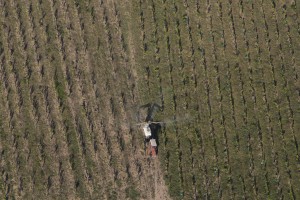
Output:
159 113 196 126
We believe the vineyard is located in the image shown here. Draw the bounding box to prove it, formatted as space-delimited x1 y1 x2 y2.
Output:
0 0 299 199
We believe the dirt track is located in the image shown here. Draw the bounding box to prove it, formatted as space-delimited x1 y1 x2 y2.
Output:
153 159 170 200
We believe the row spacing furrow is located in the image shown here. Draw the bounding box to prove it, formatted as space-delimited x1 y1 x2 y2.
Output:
261 0 300 196
173 0 209 198
240 0 296 198
272 1 300 166
280 1 300 81
251 0 296 198
197 0 238 198
63 2 129 198
231 0 283 198
159 1 193 198
191 1 221 198
0 1 49 197
14 1 68 198
0 27 23 198
26 1 79 198
234 1 276 196
33 0 98 197
211 1 244 199
73 0 148 198
52 1 116 197
165 0 193 198
193 1 221 198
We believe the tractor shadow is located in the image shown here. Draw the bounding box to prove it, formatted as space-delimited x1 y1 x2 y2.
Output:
139 103 162 122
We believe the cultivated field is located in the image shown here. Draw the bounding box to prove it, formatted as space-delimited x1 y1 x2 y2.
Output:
0 0 299 199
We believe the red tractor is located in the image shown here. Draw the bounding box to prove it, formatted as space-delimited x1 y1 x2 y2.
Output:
140 122 160 158
138 103 163 158
149 139 157 157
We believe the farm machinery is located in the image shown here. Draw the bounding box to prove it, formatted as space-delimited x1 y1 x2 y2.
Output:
136 103 191 158
137 103 163 158
139 121 162 157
